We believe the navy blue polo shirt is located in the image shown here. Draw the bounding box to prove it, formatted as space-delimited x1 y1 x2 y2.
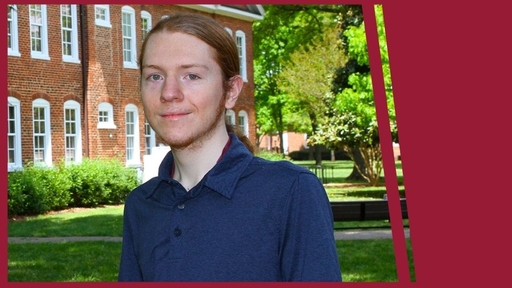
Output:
118 134 342 282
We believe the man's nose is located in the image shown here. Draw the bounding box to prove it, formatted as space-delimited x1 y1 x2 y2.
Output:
160 77 183 102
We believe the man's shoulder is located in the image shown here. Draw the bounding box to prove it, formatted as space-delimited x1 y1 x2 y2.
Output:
249 157 313 177
125 177 162 202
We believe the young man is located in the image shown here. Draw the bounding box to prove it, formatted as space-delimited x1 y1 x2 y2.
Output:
118 13 342 282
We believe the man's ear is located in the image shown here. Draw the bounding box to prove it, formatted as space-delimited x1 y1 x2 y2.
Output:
225 75 243 109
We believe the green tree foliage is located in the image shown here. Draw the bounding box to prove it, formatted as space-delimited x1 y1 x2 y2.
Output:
309 5 398 186
253 5 347 155
276 24 347 164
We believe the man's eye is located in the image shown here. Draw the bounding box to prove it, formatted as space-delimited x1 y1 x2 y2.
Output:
148 74 162 81
187 74 200 80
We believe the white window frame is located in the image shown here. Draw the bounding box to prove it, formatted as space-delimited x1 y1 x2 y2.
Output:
30 4 50 60
144 119 156 155
8 97 22 171
236 30 248 82
141 10 152 43
125 104 140 166
122 6 137 69
32 99 52 167
64 100 82 163
97 102 116 129
226 109 236 125
238 110 249 136
8 5 21 57
60 4 80 63
94 5 111 28
224 27 233 37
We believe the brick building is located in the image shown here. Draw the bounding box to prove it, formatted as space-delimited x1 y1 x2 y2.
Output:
7 4 264 172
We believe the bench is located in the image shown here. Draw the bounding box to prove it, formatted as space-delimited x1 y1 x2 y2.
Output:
330 198 408 222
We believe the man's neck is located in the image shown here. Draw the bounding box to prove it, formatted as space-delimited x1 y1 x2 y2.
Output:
171 132 231 191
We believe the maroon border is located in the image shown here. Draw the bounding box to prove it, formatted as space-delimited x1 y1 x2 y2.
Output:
7 0 509 287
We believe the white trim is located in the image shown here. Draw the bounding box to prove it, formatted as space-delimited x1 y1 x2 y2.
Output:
178 5 264 21
122 6 138 69
63 100 82 163
236 30 248 82
238 110 249 136
125 104 140 166
32 98 52 167
97 102 116 129
95 5 111 28
141 10 152 42
8 97 22 171
30 4 50 60
61 4 80 63
144 119 156 155
226 109 236 125
224 27 233 36
8 5 21 57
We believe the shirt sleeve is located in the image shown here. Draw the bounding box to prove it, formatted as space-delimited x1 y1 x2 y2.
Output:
279 172 342 281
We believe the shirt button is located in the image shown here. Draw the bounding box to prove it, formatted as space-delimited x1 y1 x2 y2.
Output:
174 228 182 236
178 203 185 209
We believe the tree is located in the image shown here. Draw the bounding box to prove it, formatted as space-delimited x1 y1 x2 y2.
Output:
253 6 319 155
277 24 347 165
309 5 398 186
253 5 350 157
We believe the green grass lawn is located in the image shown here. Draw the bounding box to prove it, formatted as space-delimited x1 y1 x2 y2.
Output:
8 205 415 282
8 239 414 282
290 159 404 186
8 159 413 282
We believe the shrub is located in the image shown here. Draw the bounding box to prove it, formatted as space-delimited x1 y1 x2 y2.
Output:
288 149 351 161
7 158 140 217
256 150 286 161
66 158 139 207
7 163 72 218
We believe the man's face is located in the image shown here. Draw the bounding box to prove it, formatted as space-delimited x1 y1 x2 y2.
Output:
140 32 231 150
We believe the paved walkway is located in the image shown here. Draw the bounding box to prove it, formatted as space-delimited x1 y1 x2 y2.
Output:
334 228 410 240
8 229 410 244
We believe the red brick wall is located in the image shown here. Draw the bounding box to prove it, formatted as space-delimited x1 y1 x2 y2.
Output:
8 5 85 164
259 132 308 155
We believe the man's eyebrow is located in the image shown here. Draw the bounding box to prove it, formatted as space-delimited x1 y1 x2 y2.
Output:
141 63 210 71
141 64 162 71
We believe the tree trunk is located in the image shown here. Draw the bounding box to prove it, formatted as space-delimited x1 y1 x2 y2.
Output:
314 144 322 166
346 147 366 181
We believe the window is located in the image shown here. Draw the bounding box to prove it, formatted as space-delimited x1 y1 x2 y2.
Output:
122 6 137 69
8 5 20 57
238 110 249 136
8 97 22 171
226 109 235 125
64 100 82 163
224 27 233 37
125 104 140 165
144 119 156 155
30 5 49 60
33 99 52 166
141 11 152 42
235 30 247 82
97 102 116 129
61 4 80 63
94 5 111 27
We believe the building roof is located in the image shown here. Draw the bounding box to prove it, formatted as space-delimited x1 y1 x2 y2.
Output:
177 4 265 21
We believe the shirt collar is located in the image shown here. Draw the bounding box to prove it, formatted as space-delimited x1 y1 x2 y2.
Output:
156 133 253 199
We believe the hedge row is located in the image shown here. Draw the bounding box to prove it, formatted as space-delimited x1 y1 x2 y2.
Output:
8 158 140 218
